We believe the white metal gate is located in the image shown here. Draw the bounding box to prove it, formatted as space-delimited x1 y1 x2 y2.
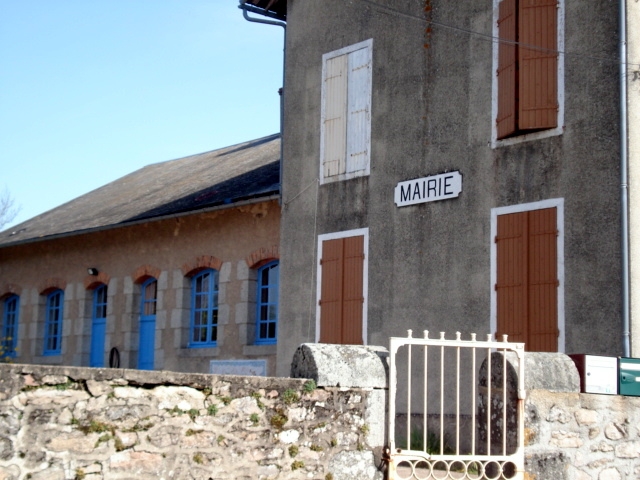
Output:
386 331 525 480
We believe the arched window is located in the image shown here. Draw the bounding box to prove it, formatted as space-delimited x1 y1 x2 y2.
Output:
256 261 279 344
44 289 64 355
189 269 218 347
2 295 19 358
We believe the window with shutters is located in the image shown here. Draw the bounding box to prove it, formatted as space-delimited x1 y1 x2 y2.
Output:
490 199 565 352
320 39 372 184
316 229 368 345
492 0 564 146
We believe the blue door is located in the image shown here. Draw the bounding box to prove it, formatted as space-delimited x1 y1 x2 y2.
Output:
90 285 107 367
138 278 157 370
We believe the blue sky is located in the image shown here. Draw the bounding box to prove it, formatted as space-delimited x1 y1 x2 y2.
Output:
0 1 283 229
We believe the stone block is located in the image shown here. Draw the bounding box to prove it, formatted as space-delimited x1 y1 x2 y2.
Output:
328 451 383 480
290 343 388 388
525 353 580 392
220 262 231 283
237 259 249 281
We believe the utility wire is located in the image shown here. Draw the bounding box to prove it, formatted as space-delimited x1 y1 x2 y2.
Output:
357 0 640 69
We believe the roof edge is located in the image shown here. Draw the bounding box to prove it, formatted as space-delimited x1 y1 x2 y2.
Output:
0 194 280 250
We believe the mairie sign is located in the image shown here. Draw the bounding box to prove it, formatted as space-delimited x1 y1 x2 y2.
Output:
394 171 462 207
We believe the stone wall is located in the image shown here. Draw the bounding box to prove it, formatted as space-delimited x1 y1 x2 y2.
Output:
525 390 640 479
0 353 386 480
512 353 640 479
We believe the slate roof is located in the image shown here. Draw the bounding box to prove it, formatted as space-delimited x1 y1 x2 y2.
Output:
0 134 280 248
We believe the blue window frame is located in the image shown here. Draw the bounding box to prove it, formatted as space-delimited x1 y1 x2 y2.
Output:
256 261 279 344
2 295 19 358
90 285 107 367
138 278 157 370
189 269 218 347
44 289 64 355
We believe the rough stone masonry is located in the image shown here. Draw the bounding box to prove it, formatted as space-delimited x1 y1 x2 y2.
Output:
0 344 388 480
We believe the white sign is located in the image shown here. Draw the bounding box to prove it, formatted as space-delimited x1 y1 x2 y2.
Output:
209 359 267 376
394 171 462 207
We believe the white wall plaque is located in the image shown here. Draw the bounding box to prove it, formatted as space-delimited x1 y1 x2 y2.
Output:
394 171 462 207
209 359 267 376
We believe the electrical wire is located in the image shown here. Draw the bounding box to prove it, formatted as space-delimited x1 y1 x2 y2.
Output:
356 0 640 68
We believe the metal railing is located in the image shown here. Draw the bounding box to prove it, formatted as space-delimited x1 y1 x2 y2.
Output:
387 330 525 480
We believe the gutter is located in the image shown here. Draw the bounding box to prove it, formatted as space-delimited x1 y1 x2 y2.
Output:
620 0 630 357
238 0 286 204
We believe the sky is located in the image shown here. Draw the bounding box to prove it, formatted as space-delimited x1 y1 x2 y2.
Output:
0 0 284 230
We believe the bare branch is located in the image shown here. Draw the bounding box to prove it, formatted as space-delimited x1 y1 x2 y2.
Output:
0 188 20 231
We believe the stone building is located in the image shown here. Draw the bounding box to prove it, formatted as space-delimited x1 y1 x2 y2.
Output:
0 135 281 375
239 0 640 375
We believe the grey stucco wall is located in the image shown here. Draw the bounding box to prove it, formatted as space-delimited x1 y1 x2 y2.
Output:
277 0 622 375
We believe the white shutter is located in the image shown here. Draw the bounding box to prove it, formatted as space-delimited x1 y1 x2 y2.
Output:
322 54 348 178
346 46 371 174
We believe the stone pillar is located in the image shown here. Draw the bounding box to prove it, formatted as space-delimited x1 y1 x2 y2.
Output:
291 343 388 480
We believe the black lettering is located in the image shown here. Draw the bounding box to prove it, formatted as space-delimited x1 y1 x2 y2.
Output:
400 184 411 202
427 179 437 197
413 182 421 200
444 175 454 195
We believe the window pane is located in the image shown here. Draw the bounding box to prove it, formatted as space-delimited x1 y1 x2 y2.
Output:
190 269 218 346
196 294 208 310
209 325 217 343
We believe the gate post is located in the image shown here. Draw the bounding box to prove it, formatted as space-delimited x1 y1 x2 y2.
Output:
291 343 389 479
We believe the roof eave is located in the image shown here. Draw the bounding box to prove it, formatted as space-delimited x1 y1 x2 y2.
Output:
0 192 280 250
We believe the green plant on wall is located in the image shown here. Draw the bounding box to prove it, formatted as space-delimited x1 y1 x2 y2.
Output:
288 445 299 457
282 388 299 405
0 336 15 363
193 452 204 464
269 410 288 430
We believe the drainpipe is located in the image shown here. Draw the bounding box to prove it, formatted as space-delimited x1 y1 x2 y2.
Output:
620 0 630 357
238 0 286 205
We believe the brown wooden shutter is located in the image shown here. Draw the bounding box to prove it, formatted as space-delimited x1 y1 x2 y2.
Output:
518 0 558 130
527 207 558 351
496 208 558 352
319 235 364 345
341 236 364 344
496 211 528 343
319 238 344 344
496 0 518 139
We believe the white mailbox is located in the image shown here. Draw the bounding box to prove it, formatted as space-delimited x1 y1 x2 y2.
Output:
569 354 618 395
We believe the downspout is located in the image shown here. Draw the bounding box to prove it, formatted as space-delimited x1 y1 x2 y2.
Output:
620 0 630 357
238 0 286 205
